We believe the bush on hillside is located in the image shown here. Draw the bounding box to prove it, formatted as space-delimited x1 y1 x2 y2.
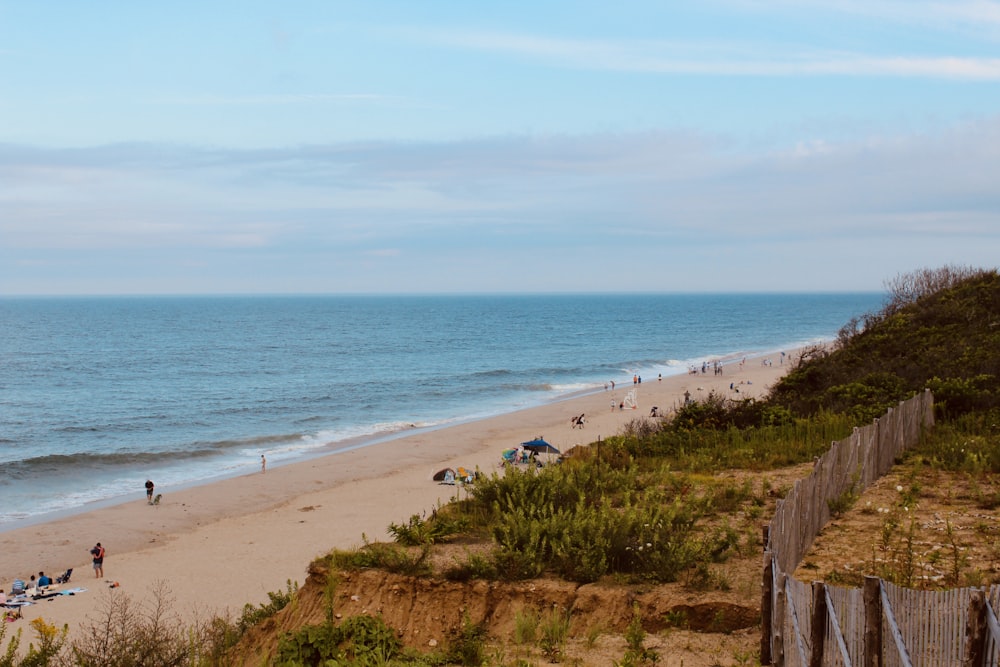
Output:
769 267 1000 419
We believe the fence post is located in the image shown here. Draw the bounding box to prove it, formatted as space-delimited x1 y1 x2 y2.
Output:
773 572 786 667
962 589 987 667
863 576 883 667
761 551 773 665
809 581 827 667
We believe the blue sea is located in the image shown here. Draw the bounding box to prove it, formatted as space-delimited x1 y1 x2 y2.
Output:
0 293 883 527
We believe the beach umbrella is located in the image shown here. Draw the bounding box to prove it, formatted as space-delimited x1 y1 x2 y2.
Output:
520 438 560 455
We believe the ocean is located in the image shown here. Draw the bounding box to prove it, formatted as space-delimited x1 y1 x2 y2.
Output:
0 293 883 527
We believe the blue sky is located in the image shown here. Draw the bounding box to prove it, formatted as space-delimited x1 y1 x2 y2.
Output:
2 1 999 294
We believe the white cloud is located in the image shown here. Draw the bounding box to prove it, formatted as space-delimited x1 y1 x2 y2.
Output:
717 0 1000 34
424 29 1000 80
1 114 998 293
147 93 393 107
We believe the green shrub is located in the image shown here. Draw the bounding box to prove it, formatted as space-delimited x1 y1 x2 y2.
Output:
389 512 468 546
447 613 487 667
616 604 659 666
237 579 299 635
513 607 539 646
326 540 433 576
827 470 861 518
0 618 67 667
275 614 401 666
538 607 571 662
443 550 499 581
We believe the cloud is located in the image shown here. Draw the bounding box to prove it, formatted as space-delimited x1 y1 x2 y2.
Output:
147 93 394 107
771 0 1000 33
1 115 998 293
418 28 1000 80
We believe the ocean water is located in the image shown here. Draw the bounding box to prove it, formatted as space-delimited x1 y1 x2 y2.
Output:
0 293 883 527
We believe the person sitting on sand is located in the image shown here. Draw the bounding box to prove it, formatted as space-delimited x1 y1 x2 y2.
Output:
37 572 51 588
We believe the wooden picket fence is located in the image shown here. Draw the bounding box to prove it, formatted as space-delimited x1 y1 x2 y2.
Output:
761 389 1000 666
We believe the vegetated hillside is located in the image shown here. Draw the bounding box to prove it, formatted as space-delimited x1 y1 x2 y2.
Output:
769 267 1000 423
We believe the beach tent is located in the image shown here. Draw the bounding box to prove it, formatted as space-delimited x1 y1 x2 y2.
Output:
520 438 559 454
433 467 456 484
520 438 560 455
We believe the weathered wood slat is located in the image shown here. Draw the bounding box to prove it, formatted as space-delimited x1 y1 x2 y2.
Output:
760 391 999 666
881 585 914 667
825 587 853 667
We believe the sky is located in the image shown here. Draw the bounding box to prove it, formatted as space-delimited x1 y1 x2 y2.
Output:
2 1 999 295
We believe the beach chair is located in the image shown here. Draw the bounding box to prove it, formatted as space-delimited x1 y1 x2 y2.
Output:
55 568 72 584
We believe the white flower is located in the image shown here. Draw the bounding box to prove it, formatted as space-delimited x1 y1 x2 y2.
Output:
896 485 903 492
646 543 652 548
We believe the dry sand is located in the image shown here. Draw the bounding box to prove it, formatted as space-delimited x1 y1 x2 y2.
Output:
0 353 794 643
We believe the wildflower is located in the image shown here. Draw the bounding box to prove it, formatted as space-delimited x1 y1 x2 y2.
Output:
896 485 903 492
646 543 652 548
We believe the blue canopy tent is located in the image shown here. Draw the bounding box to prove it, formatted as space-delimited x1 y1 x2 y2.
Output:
520 438 560 455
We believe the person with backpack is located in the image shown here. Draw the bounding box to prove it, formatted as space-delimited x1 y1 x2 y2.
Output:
90 542 105 579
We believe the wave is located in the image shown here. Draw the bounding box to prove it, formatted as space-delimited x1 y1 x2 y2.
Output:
4 449 220 476
1 430 313 476
469 369 514 379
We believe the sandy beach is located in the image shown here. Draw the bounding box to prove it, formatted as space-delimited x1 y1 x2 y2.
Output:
0 354 793 645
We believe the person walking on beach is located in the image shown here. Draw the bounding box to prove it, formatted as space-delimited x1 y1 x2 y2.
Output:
145 479 154 504
261 454 266 474
90 542 105 579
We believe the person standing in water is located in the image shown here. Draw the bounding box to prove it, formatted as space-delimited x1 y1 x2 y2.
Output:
261 454 266 473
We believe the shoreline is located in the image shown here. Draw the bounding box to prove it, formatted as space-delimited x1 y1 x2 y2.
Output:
0 351 797 644
0 382 613 535
0 358 719 533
